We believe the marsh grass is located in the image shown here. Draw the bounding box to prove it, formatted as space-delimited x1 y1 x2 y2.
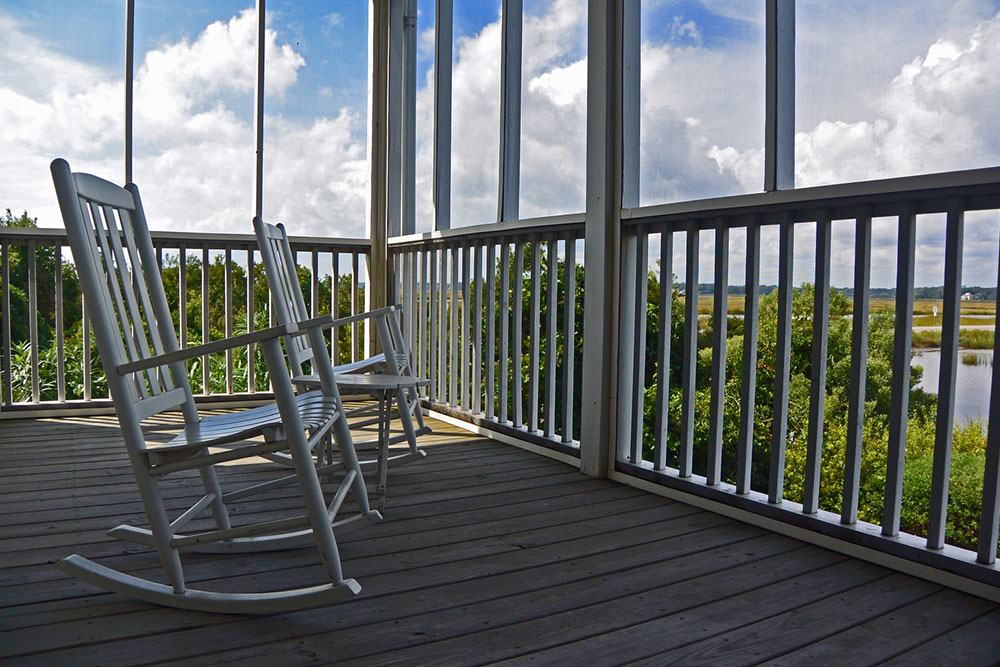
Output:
912 315 996 327
912 328 995 349
870 298 996 316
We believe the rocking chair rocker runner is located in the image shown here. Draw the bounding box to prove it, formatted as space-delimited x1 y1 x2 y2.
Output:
51 158 378 614
252 218 430 496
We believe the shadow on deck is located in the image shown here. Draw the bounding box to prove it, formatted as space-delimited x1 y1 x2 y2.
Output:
1 411 998 665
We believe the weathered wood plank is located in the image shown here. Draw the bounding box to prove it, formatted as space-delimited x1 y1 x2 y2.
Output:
626 573 935 667
882 607 1000 666
491 560 890 666
768 588 995 666
333 541 824 666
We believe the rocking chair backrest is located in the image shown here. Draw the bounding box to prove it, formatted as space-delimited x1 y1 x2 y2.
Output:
51 159 197 429
252 217 316 376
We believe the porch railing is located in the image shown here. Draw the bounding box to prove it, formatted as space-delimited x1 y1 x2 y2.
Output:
614 167 1000 580
0 226 370 415
389 214 585 457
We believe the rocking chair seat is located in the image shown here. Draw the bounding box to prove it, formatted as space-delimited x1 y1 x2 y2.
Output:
158 390 341 452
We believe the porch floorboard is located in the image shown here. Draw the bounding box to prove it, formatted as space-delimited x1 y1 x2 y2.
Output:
1 411 997 665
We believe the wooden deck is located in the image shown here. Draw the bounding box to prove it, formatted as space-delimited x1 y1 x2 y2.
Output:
1 411 999 665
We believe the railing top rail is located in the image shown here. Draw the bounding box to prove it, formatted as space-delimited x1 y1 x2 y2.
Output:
0 227 371 252
623 167 1000 227
387 212 585 248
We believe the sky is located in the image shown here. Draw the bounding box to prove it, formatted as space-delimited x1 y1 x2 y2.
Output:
1 0 999 288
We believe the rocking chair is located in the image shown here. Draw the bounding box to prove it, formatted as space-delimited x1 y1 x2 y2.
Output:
51 158 377 614
252 218 430 489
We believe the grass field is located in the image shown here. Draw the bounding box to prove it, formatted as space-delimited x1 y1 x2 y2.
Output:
911 314 996 327
912 328 996 349
695 295 996 319
870 298 997 316
690 295 996 349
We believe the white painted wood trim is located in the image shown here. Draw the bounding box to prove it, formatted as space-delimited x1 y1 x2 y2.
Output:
497 0 522 222
765 0 794 191
387 0 404 238
253 0 266 219
402 0 418 235
579 0 624 478
125 0 135 184
433 0 453 231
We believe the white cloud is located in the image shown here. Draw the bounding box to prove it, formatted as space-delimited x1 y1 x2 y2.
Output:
528 60 585 107
0 13 123 226
794 9 1000 187
133 9 305 145
0 8 367 238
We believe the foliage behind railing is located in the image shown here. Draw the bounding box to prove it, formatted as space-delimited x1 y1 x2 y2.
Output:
389 215 585 454
0 217 370 410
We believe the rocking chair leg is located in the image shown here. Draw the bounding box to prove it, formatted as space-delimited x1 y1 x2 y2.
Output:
264 339 346 584
394 386 420 455
198 455 232 531
332 412 371 515
408 384 426 431
290 432 346 584
126 430 186 594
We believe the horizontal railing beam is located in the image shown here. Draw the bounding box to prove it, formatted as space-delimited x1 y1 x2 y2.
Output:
0 227 371 253
387 212 584 247
622 167 1000 227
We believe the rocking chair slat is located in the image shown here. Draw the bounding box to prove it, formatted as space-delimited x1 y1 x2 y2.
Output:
87 200 152 400
102 203 166 396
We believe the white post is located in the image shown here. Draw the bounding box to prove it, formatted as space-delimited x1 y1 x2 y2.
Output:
433 0 453 231
402 0 418 235
765 0 794 191
125 0 134 183
253 0 266 219
387 0 404 238
580 0 635 478
497 0 522 222
368 0 391 350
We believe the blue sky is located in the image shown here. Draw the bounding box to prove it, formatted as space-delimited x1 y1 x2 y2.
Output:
641 0 759 47
2 1 372 122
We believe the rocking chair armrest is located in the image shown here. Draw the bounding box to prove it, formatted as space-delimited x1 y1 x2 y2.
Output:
116 323 295 375
293 304 401 333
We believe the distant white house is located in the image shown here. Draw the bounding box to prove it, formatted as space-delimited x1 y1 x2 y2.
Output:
961 292 974 300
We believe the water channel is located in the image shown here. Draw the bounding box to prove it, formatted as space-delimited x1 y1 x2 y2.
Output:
912 348 995 424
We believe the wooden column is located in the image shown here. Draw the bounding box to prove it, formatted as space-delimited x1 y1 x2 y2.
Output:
497 0 522 222
433 0 453 231
402 0 418 235
125 0 135 183
387 0 404 239
253 0 266 219
765 0 794 191
368 0 391 351
580 0 635 477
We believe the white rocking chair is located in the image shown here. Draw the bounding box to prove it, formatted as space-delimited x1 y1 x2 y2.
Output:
51 158 378 614
252 218 430 488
